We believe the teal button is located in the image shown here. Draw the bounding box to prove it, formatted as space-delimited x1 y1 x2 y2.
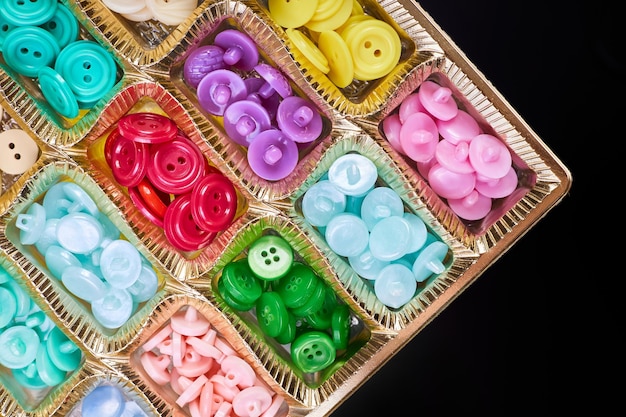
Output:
39 2 79 49
0 325 40 369
35 342 65 386
38 66 79 119
46 326 82 372
0 0 58 26
0 286 17 328
12 362 48 389
2 26 60 78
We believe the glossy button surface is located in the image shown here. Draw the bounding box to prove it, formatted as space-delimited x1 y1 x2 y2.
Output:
118 112 178 144
38 66 79 119
0 0 57 26
108 130 149 187
290 331 335 373
274 262 320 309
0 129 39 175
247 235 293 281
2 26 60 77
220 259 263 306
163 193 216 252
146 135 206 194
190 173 237 232
256 291 289 338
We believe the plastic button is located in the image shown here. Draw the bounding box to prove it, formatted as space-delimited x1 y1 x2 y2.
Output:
247 128 298 181
468 133 512 179
81 384 125 417
0 129 39 175
328 153 377 197
91 286 134 329
61 266 107 302
324 213 369 257
301 179 347 227
374 263 416 309
144 0 197 26
214 29 259 72
418 81 458 121
399 112 439 163
220 259 263 306
197 69 248 116
254 63 292 99
276 96 323 143
99 239 142 289
256 291 290 338
0 325 40 369
247 234 293 281
285 27 329 74
118 112 178 144
40 2 79 49
38 66 80 119
108 129 149 187
183 45 226 88
46 326 82 372
268 0 319 29
163 193 216 252
291 331 335 373
0 0 57 26
412 241 448 282
56 212 105 254
223 99 272 146
435 109 481 144
2 25 60 78
360 186 404 230
274 262 320 309
128 177 170 228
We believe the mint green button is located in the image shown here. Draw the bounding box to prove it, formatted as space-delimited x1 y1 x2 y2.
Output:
46 327 82 372
247 234 293 281
0 325 40 369
12 362 48 389
0 286 17 328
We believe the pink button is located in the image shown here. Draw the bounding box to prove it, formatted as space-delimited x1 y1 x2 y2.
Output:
221 355 256 389
190 173 238 233
428 163 476 200
418 80 458 121
381 113 404 154
118 112 178 144
436 109 481 144
108 129 149 187
176 374 208 407
468 133 512 179
399 112 439 163
163 193 216 251
140 351 171 385
170 306 211 337
398 92 427 123
475 166 518 198
177 348 214 378
232 386 273 417
146 134 207 195
434 139 475 174
448 189 492 220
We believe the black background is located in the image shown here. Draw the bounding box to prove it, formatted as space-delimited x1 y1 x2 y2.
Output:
332 1 621 415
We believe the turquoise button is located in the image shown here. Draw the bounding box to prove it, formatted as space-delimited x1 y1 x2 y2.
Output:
0 14 16 51
34 218 60 255
412 241 448 282
35 341 65 386
2 26 60 77
324 213 369 257
360 186 404 231
12 362 48 389
348 247 389 280
328 153 377 197
301 180 346 227
368 215 411 261
56 212 105 255
3 279 32 318
0 0 58 26
38 66 79 119
0 267 10 284
0 286 17 328
0 325 40 369
44 245 81 279
55 40 117 107
46 326 82 372
91 287 133 329
39 2 79 49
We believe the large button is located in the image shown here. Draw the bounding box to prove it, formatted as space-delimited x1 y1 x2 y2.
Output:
220 259 263 306
247 234 293 281
0 0 57 26
0 129 39 175
118 112 178 145
256 291 289 338
40 2 79 49
163 193 216 252
2 26 60 78
146 134 207 195
108 129 149 188
274 262 320 309
190 172 237 233
0 326 40 369
291 331 335 373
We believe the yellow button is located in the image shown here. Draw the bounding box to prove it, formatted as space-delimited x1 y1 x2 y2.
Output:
286 28 330 74
342 19 401 81
305 0 352 32
0 129 39 175
318 30 354 88
268 0 319 28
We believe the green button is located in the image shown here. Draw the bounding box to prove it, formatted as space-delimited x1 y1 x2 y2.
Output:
304 284 337 330
218 278 255 311
290 278 326 318
275 262 320 309
256 291 289 338
220 259 263 305
331 304 351 350
291 331 336 373
274 310 297 345
247 234 294 281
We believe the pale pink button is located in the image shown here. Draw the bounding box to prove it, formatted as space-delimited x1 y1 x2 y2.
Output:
186 334 225 362
468 134 512 179
398 92 427 124
435 109 480 144
140 351 171 385
176 373 208 407
210 374 240 402
381 113 404 154
435 140 475 174
260 394 285 417
475 166 518 198
221 355 256 388
418 80 458 121
428 164 476 200
448 189 492 220
170 306 211 337
399 112 439 162
142 323 172 352
232 386 273 417
178 348 214 378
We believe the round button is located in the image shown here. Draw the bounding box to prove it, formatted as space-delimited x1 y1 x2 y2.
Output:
220 259 263 306
108 129 149 187
16 202 46 246
40 2 79 49
359 186 404 231
55 40 117 107
0 129 39 175
331 304 350 350
291 331 336 373
118 112 178 144
128 177 170 228
146 134 207 194
305 0 352 32
91 287 134 329
190 173 237 233
197 68 248 116
0 0 57 26
46 326 82 372
99 239 142 289
285 28 330 74
256 291 289 338
247 128 299 181
81 384 125 417
0 325 40 369
301 179 347 227
247 234 294 281
56 212 104 255
61 266 107 302
324 213 369 257
183 44 226 88
328 153 377 197
213 29 259 72
274 262 320 309
418 80 459 121
268 0 319 28
276 96 323 143
144 0 197 26
468 134 512 179
222 99 272 146
38 66 79 119
35 342 66 386
0 286 17 328
374 263 417 309
2 25 60 78
163 193 216 252
399 112 439 163
304 284 337 330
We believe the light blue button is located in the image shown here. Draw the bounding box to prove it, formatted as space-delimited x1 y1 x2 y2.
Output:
324 213 369 257
91 287 133 330
61 266 107 302
45 244 82 279
99 240 142 289
402 212 427 254
348 247 389 280
82 384 125 417
328 153 378 197
302 180 346 227
126 263 159 303
34 218 60 255
360 187 404 230
16 202 46 245
374 264 416 309
412 241 449 282
56 212 104 255
120 400 149 417
368 215 411 262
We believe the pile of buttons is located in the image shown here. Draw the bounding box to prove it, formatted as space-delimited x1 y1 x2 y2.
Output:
183 29 324 181
74 383 149 417
14 180 160 330
382 77 518 221
0 265 83 395
268 0 402 87
104 112 239 252
101 0 198 26
217 234 352 374
0 1 118 119
137 305 286 417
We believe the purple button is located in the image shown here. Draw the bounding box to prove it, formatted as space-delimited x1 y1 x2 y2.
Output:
276 96 323 143
213 29 259 72
254 63 292 99
223 99 272 146
196 69 247 116
247 129 298 181
183 44 226 88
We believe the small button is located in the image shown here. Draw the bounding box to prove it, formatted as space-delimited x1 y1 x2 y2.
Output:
163 193 216 252
412 241 448 282
331 304 350 350
368 215 412 261
254 63 292 99
427 164 476 200
303 284 337 330
274 262 320 309
247 128 299 181
247 234 294 281
183 44 226 88
381 113 405 155
44 245 81 279
220 259 263 306
197 69 247 116
0 325 40 369
328 153 377 197
56 212 105 255
317 29 354 86
468 133 512 179
15 202 46 245
257 291 290 338
0 286 17 328
232 386 273 417
435 139 475 174
108 129 149 187
399 112 439 163
91 286 134 329
128 177 171 228
35 342 65 386
398 92 427 124
276 95 323 143
374 263 417 309
45 326 82 372
418 80 459 121
0 128 39 175
214 29 259 72
435 109 481 145
290 330 336 373
222 99 272 146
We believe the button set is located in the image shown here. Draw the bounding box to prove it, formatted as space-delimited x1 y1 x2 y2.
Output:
0 1 118 119
218 234 353 374
268 0 402 88
101 0 198 26
137 305 286 417
382 77 518 222
300 153 450 309
0 265 83 408
183 28 325 181
14 180 160 330
104 112 240 252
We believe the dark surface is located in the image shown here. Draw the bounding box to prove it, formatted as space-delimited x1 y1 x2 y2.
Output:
331 1 621 415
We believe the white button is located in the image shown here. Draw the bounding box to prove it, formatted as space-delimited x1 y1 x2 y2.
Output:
0 129 39 175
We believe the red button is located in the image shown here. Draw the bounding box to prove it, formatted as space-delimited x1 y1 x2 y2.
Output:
163 193 216 252
128 177 171 228
108 129 149 187
146 134 207 195
190 173 238 233
118 112 178 144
